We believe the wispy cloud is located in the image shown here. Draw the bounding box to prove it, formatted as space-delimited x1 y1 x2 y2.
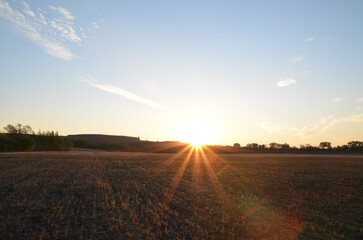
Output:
259 121 281 133
333 97 347 103
305 36 315 41
287 54 304 63
259 112 363 137
79 76 162 109
344 113 363 123
358 97 363 103
21 1 34 17
0 0 84 60
276 77 296 87
288 116 341 137
48 6 74 20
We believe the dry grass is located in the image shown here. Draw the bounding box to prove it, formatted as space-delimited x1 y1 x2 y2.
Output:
0 150 362 239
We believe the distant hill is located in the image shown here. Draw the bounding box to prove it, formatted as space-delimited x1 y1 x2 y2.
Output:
68 134 140 146
67 134 187 152
130 141 189 153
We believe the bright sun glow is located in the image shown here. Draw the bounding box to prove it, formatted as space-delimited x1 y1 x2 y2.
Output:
176 119 217 146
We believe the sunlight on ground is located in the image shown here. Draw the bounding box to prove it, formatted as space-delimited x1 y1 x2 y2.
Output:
163 145 305 239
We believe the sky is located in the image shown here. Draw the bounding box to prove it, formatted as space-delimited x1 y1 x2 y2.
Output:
0 0 362 147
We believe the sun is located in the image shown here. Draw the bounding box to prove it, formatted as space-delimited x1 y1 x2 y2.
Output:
176 119 217 147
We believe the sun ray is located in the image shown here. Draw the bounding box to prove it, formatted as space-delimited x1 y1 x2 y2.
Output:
216 164 228 176
203 145 230 165
203 145 238 175
162 144 193 168
199 147 232 210
164 146 195 203
192 146 201 187
154 144 193 176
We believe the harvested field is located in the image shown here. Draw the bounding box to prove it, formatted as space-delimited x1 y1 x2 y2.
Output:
0 151 362 239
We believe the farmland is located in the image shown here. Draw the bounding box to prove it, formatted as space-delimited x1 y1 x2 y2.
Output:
0 150 362 239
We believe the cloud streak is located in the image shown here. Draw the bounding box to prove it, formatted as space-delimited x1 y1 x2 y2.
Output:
287 55 304 63
276 77 296 87
358 97 363 103
333 97 347 103
344 113 363 123
305 37 315 41
259 113 363 137
0 0 83 60
79 77 162 109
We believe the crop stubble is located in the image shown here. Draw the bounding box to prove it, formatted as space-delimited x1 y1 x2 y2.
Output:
0 152 362 239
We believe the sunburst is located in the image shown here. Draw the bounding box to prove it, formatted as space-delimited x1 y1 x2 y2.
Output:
176 119 217 147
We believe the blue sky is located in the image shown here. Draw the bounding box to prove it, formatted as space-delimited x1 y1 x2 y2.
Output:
0 0 362 146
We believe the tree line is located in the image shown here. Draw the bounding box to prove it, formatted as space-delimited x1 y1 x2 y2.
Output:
0 124 73 152
234 141 363 153
0 123 130 152
1 123 361 153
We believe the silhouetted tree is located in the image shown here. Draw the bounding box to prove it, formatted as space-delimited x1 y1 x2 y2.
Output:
269 142 279 149
335 145 347 152
258 144 266 149
233 143 240 148
34 130 73 151
300 144 312 149
246 143 258 149
0 135 16 151
347 141 363 150
15 136 35 151
0 124 35 151
319 142 332 149
1 124 72 152
280 143 290 150
4 123 34 135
